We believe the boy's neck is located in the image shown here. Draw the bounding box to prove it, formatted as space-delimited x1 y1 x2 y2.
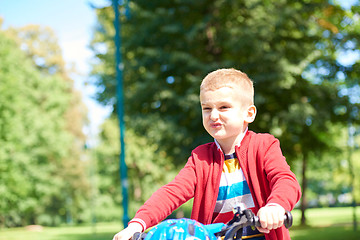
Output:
215 127 248 155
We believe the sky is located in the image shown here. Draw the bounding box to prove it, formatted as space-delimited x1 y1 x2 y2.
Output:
0 0 112 144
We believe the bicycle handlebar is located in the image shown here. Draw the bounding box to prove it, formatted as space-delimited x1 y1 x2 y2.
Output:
220 209 292 240
254 210 293 229
131 208 293 240
132 232 143 240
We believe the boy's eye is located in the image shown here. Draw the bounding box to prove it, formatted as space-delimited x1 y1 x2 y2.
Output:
202 107 211 111
220 106 230 110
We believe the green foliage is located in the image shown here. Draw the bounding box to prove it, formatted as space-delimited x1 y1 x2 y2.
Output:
0 28 89 227
5 25 68 77
92 117 178 221
90 0 359 164
288 123 360 209
89 0 360 224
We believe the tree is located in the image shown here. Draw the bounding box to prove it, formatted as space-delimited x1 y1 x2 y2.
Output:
6 24 91 225
90 0 360 225
0 23 89 226
4 25 66 76
92 117 178 220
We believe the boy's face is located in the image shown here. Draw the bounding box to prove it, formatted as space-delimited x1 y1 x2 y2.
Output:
200 86 255 148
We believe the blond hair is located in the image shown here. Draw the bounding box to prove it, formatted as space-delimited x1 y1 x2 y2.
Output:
200 68 254 106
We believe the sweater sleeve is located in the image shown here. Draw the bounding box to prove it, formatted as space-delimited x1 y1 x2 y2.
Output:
262 136 301 211
131 156 197 230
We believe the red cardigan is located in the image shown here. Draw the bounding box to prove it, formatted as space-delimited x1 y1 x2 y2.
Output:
131 131 301 240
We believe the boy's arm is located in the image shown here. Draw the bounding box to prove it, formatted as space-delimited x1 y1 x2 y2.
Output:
263 137 301 211
255 135 301 232
129 155 197 230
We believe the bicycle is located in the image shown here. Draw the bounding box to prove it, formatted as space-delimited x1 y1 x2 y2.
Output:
131 204 293 240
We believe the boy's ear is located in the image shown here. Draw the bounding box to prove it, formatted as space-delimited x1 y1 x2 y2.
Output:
244 105 257 123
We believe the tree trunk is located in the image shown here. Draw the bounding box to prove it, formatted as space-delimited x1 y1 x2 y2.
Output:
300 154 307 226
347 124 358 231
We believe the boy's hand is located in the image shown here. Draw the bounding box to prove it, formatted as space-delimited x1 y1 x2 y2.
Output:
112 222 143 240
256 204 285 233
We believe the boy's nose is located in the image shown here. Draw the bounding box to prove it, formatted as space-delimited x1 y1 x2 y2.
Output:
210 109 219 120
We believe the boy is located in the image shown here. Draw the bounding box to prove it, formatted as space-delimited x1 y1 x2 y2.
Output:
113 68 301 240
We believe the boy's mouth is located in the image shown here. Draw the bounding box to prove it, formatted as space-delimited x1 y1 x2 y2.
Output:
210 122 222 128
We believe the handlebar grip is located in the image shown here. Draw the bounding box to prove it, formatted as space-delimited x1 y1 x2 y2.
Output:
284 211 293 229
254 211 293 229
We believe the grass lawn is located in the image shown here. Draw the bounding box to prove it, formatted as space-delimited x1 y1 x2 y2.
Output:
0 207 359 240
290 225 359 240
291 207 360 227
0 222 121 240
290 207 360 240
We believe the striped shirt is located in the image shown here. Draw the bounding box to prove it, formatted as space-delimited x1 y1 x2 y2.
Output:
212 153 265 240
